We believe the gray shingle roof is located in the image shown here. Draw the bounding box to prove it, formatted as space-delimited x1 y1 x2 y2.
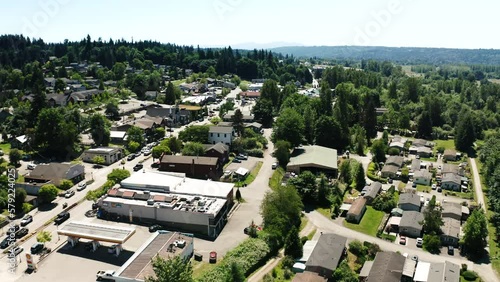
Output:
305 233 347 271
398 193 421 207
367 252 405 282
209 126 233 134
400 211 423 230
287 145 338 170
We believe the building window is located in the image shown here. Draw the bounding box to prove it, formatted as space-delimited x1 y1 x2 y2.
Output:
224 134 227 138
218 133 220 137
211 133 213 137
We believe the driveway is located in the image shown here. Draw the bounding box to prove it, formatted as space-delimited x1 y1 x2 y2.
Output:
193 129 275 260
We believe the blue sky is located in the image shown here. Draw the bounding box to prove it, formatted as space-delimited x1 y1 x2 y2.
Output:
1 0 499 49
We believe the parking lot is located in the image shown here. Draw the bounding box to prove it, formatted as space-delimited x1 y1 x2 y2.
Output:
224 156 259 174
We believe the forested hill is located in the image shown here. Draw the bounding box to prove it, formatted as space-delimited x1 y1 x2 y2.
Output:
271 46 500 65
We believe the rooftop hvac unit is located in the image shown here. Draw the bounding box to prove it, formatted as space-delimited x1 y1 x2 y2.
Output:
144 191 150 194
175 240 186 248
147 199 154 205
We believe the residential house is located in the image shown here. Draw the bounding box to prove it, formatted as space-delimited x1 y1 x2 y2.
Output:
391 208 404 217
441 202 462 221
223 110 254 122
386 156 405 168
159 155 220 179
442 164 464 177
416 146 433 158
441 218 460 247
208 126 234 146
346 198 367 223
304 233 347 279
443 149 458 162
381 164 399 179
414 261 460 282
361 182 382 203
70 84 86 92
44 77 56 87
109 131 127 144
179 83 198 93
389 141 405 152
244 122 263 133
241 91 261 99
399 211 424 238
364 252 405 282
11 135 28 150
19 163 85 195
0 107 12 124
112 117 162 134
412 139 433 148
398 193 421 212
67 89 102 104
203 143 229 165
413 169 432 186
287 145 338 177
82 147 124 165
46 93 69 107
410 159 421 173
441 173 461 191
292 272 326 282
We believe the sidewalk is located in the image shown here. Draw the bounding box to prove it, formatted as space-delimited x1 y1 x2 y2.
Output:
247 219 316 282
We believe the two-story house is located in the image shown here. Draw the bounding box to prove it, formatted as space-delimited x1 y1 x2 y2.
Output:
208 126 234 146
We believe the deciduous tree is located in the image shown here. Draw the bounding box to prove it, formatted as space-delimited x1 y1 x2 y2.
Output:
462 209 488 258
38 184 58 203
145 255 193 282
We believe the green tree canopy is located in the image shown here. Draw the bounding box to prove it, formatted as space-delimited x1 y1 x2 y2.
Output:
164 82 176 105
90 113 111 147
462 209 488 258
38 184 58 203
274 140 291 167
152 145 171 159
107 168 131 183
178 125 209 144
145 255 193 282
284 226 303 259
422 195 443 235
9 149 22 166
272 108 304 148
370 139 387 163
181 142 205 156
127 126 145 146
36 230 52 244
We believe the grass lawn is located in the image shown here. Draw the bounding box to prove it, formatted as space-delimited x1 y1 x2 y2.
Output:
269 166 285 190
0 143 11 154
307 228 317 240
268 260 294 282
343 206 385 237
434 139 456 154
236 161 263 187
192 260 217 279
417 185 431 193
299 216 309 231
171 79 186 87
316 207 332 219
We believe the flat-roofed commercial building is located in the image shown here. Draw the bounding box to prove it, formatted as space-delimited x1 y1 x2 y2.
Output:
97 171 234 238
82 147 124 165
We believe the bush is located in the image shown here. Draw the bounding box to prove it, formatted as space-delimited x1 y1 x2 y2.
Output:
246 149 264 158
367 162 388 184
283 269 292 280
349 240 366 257
58 179 74 191
86 180 115 201
300 236 308 246
388 148 400 156
22 203 34 214
462 270 478 281
282 255 295 269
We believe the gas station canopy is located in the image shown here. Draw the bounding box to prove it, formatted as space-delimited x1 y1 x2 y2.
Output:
57 221 136 244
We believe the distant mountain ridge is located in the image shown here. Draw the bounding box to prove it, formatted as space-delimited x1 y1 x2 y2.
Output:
271 46 500 65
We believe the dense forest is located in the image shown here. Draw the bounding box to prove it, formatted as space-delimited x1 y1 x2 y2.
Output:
272 45 500 66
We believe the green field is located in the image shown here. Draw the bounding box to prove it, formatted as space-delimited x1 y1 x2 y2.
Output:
434 139 456 153
269 166 285 190
0 143 11 154
343 206 385 237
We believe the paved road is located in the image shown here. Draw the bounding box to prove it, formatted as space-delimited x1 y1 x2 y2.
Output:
193 129 275 259
470 158 486 209
306 211 499 282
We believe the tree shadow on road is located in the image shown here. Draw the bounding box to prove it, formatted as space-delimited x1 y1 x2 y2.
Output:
37 202 58 212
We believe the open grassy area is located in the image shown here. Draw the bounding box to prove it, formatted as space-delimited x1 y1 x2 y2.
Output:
299 216 309 231
0 143 11 154
192 260 217 279
269 166 285 190
236 161 263 187
434 139 456 154
316 207 332 219
417 185 431 193
343 206 385 237
307 228 317 240
171 79 186 87
267 260 295 282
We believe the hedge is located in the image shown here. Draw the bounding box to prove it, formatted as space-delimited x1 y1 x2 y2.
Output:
246 149 264 158
197 238 271 281
367 162 388 184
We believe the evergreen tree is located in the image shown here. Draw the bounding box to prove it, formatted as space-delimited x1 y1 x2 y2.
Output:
354 162 366 190
164 81 176 105
455 111 476 152
422 195 444 235
303 105 316 144
417 111 433 138
314 116 343 150
462 209 488 258
284 226 303 259
232 109 244 136
319 81 333 115
145 255 193 282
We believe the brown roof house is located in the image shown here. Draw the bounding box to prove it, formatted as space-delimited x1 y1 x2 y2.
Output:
159 155 220 179
346 197 367 223
443 149 458 162
304 233 347 279
203 143 229 165
19 163 85 195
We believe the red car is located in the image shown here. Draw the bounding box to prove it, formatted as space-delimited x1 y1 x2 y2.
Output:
399 236 407 245
209 251 217 263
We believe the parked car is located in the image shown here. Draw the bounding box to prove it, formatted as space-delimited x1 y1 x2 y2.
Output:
209 251 217 263
7 225 20 235
127 154 136 161
272 162 278 170
236 154 248 160
232 158 241 163
0 237 14 249
65 190 75 198
143 150 152 156
54 211 70 225
151 162 160 168
133 164 144 171
416 237 423 247
96 270 116 281
8 246 23 258
437 187 442 193
20 215 33 226
31 242 45 254
149 224 165 233
15 228 29 239
399 236 407 245
448 245 454 255
77 182 87 191
431 184 437 190
412 182 417 188
27 163 37 170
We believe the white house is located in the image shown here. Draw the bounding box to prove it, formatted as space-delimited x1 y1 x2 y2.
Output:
82 147 124 165
208 126 234 146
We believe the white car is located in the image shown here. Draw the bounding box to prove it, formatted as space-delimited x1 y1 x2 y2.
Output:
272 162 278 169
431 184 437 190
416 237 423 247
77 182 87 191
27 163 37 170
65 190 75 198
